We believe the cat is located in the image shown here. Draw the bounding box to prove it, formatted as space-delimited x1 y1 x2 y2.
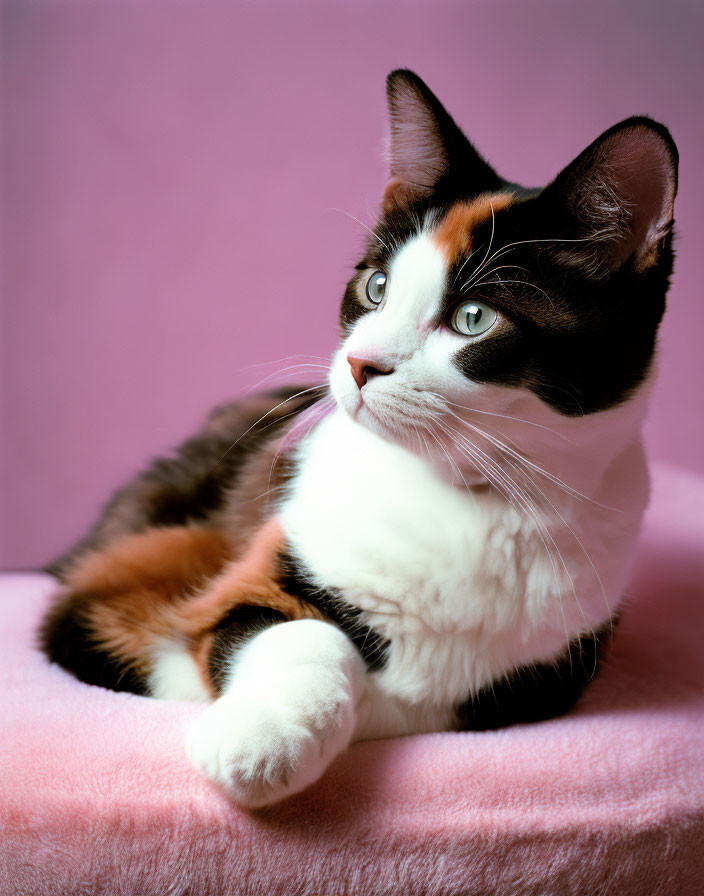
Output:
40 69 678 808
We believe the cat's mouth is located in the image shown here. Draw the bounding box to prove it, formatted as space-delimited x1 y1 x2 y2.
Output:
353 389 433 445
350 392 384 431
341 387 394 436
330 353 444 443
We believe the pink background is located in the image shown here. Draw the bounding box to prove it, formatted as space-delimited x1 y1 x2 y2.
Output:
2 1 703 570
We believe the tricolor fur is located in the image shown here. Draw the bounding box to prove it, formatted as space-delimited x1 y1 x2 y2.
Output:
40 70 678 807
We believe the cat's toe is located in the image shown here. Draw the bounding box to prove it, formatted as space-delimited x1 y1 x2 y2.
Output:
186 693 349 808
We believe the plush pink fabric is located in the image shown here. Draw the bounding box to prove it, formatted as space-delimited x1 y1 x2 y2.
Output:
1 464 702 895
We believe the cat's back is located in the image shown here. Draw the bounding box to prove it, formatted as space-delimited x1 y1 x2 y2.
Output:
48 386 323 576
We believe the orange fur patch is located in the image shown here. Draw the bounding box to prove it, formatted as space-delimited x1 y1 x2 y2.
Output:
58 519 324 696
178 518 325 641
179 520 325 694
433 193 514 264
63 526 232 677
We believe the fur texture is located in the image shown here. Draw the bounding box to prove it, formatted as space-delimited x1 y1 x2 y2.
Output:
40 69 678 807
8 490 704 896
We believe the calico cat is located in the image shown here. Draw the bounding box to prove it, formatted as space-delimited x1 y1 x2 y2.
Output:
40 69 678 808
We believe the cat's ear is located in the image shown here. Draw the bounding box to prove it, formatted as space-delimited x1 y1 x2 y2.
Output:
383 69 501 211
542 117 678 277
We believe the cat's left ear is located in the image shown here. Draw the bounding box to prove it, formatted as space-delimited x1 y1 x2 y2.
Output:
383 69 502 212
541 117 678 276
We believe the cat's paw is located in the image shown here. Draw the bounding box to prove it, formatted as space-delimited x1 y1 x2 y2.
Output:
187 681 356 808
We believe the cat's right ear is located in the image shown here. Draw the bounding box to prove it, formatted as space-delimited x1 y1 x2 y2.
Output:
383 70 501 212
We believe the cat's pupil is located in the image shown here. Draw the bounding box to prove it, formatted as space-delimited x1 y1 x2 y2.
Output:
467 305 482 327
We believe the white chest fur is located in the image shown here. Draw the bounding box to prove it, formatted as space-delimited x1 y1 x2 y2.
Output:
280 409 645 709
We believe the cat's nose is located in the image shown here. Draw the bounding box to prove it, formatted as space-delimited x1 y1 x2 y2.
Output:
347 354 394 390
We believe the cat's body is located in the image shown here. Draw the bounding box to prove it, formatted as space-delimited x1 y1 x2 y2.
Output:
283 399 647 726
41 70 677 807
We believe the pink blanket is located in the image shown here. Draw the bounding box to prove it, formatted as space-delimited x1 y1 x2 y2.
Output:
1 464 703 895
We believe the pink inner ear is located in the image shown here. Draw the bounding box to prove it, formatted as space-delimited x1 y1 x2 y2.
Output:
388 81 449 193
601 129 676 263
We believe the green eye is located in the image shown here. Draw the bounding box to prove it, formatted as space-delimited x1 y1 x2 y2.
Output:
450 300 497 337
365 270 387 305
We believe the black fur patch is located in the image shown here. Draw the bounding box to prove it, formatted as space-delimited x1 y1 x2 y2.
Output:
444 196 673 415
455 623 613 730
207 604 288 695
277 550 390 672
350 175 675 418
39 597 147 695
341 70 677 417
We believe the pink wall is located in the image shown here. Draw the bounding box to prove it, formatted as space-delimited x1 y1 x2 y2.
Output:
2 1 703 569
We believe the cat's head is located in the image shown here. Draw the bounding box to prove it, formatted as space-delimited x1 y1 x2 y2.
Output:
328 70 678 472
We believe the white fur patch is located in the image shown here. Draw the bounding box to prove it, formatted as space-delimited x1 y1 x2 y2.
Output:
187 620 365 807
149 641 210 702
281 400 649 735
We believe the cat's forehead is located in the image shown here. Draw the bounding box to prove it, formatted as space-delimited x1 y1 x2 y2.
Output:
376 192 516 288
380 191 516 318
431 193 514 267
354 194 517 341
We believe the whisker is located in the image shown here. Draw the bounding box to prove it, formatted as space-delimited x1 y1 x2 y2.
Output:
436 418 576 654
431 392 572 442
424 424 478 501
458 263 529 294
503 453 596 636
214 385 327 469
475 200 497 281
245 363 330 395
468 233 607 285
243 353 330 368
237 483 289 507
460 278 557 311
327 207 392 253
440 403 591 505
266 395 336 492
457 414 618 511
449 415 611 653
530 377 587 417
457 415 586 500
487 435 612 645
452 247 483 289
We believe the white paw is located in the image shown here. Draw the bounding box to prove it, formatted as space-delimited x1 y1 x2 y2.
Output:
187 680 356 808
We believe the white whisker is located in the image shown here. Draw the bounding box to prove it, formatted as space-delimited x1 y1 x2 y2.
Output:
434 393 573 442
461 278 556 311
468 233 605 287
266 395 336 493
245 363 330 395
458 263 529 294
327 207 392 253
445 407 617 511
214 385 327 469
435 418 576 656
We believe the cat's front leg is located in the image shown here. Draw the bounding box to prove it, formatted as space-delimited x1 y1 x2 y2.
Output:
187 619 365 808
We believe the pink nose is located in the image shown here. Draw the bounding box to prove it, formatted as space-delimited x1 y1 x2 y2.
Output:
347 354 394 390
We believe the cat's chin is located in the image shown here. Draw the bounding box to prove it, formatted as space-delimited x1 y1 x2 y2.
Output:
341 396 426 456
356 403 396 441
342 395 386 436
336 391 396 439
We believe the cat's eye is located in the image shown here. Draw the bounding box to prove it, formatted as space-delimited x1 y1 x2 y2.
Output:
365 270 387 306
449 300 498 337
